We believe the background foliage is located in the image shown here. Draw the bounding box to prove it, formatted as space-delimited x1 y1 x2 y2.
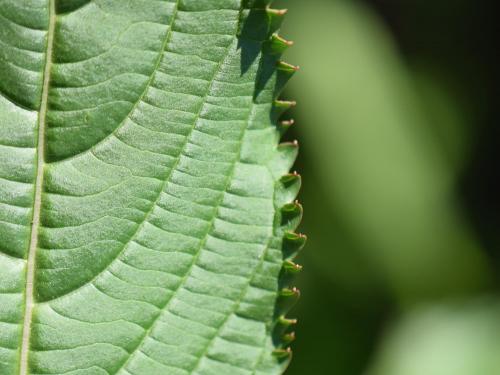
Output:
275 0 500 373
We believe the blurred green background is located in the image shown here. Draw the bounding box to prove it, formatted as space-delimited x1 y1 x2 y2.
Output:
274 0 500 374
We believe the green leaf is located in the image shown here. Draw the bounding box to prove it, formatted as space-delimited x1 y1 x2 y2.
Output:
0 1 302 374
282 0 488 301
368 299 500 375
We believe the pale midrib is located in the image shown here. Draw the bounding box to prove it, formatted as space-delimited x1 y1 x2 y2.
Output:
19 1 56 374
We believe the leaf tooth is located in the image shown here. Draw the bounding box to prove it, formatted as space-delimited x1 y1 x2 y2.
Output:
277 60 300 73
277 287 300 315
281 200 302 215
280 286 300 298
274 34 294 46
273 315 298 347
279 252 302 285
267 33 294 54
283 260 303 274
284 231 307 243
268 8 288 33
279 118 295 133
278 315 298 327
283 231 307 260
275 99 297 109
268 142 299 180
277 140 299 157
271 62 297 98
267 8 288 16
272 347 292 358
271 101 297 124
241 5 287 38
281 201 303 231
274 172 301 208
275 64 299 95
280 171 301 185
282 331 296 344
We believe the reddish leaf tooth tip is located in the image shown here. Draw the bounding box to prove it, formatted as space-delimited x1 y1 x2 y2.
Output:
284 260 303 273
284 231 306 242
284 260 303 270
267 8 288 16
293 140 299 146
281 286 301 297
279 315 298 326
272 34 294 46
281 119 295 126
279 61 300 71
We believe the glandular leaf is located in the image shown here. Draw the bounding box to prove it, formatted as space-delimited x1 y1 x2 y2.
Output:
0 1 302 374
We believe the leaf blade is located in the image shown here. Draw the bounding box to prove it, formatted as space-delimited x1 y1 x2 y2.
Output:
0 1 301 374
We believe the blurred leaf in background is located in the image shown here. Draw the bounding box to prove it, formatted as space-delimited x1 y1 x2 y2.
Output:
368 299 500 375
283 0 489 301
273 0 496 374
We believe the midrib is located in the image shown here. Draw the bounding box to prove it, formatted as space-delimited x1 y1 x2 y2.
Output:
19 0 56 374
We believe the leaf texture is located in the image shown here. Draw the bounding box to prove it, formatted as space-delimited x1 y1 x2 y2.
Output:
0 0 303 374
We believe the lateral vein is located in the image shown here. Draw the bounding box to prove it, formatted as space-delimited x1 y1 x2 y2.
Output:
19 1 56 374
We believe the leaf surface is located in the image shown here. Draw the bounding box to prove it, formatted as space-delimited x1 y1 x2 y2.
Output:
0 1 302 374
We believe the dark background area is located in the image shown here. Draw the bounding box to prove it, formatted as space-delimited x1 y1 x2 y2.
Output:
369 0 500 272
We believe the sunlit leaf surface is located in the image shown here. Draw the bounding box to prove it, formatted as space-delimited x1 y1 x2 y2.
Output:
0 1 302 374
